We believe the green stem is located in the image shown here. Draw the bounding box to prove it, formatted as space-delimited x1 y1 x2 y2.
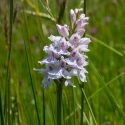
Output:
56 83 63 125
6 0 13 124
22 2 41 125
0 91 4 125
43 90 45 125
80 1 86 125
57 0 67 23
80 84 84 125
84 0 86 15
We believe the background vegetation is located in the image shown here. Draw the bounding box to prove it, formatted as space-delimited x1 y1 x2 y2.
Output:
0 0 125 125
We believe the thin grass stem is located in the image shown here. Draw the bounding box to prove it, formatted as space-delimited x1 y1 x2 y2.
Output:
81 87 97 125
49 93 56 125
86 34 123 56
0 91 4 125
43 90 45 125
22 2 41 125
56 83 63 125
6 1 13 124
80 1 86 125
57 0 67 23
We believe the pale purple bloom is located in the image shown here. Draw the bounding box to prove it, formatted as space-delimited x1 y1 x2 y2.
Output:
56 24 69 37
70 9 76 27
79 38 91 45
76 29 85 37
69 33 81 48
38 46 58 64
65 50 80 66
48 35 61 47
34 64 54 89
65 51 88 69
65 79 76 87
48 56 71 79
70 68 88 82
75 8 83 16
76 45 89 53
53 37 70 55
34 8 91 89
75 17 89 31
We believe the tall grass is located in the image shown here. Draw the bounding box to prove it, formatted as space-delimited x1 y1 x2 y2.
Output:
0 0 125 125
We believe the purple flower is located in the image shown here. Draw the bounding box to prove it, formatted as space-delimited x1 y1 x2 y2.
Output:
70 9 76 27
70 68 88 82
38 45 58 64
65 51 88 69
56 24 69 37
79 38 91 45
34 8 91 89
48 56 71 79
76 29 85 37
53 37 70 55
69 33 81 48
75 16 89 31
34 64 54 89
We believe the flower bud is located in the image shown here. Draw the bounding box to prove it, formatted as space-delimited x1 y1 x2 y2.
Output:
56 24 69 37
79 38 91 45
70 9 76 25
76 29 85 37
80 14 85 19
75 8 83 16
75 18 89 31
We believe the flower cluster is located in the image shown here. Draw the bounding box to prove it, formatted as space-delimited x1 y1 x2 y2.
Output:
34 8 91 89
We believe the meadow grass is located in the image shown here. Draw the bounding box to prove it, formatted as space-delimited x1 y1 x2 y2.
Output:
0 0 125 125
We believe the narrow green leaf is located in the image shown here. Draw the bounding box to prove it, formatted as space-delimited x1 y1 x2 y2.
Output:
49 93 56 125
22 2 41 125
43 90 45 125
20 95 33 125
39 0 56 22
87 34 123 56
24 10 56 22
0 91 4 125
5 0 14 124
80 86 98 125
89 61 125 119
88 71 125 100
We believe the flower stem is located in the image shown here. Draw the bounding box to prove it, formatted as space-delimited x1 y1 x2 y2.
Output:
80 84 84 125
6 0 13 124
80 1 86 125
56 83 63 125
43 90 45 125
57 0 67 23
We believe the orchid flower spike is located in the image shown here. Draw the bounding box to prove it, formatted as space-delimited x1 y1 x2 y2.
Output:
34 8 91 89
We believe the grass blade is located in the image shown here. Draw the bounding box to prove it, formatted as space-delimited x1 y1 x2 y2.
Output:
49 93 56 125
57 0 67 23
88 71 125 100
0 91 4 125
80 85 98 125
23 10 56 22
89 60 125 119
22 32 41 125
22 2 41 125
43 90 45 125
5 0 13 124
20 94 33 125
87 34 123 56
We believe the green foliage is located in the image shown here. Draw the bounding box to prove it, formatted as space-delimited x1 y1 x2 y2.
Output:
0 0 125 125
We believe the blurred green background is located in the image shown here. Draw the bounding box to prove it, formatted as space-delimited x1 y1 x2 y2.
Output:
0 0 125 125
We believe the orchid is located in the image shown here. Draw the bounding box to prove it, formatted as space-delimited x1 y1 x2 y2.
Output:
34 8 91 89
